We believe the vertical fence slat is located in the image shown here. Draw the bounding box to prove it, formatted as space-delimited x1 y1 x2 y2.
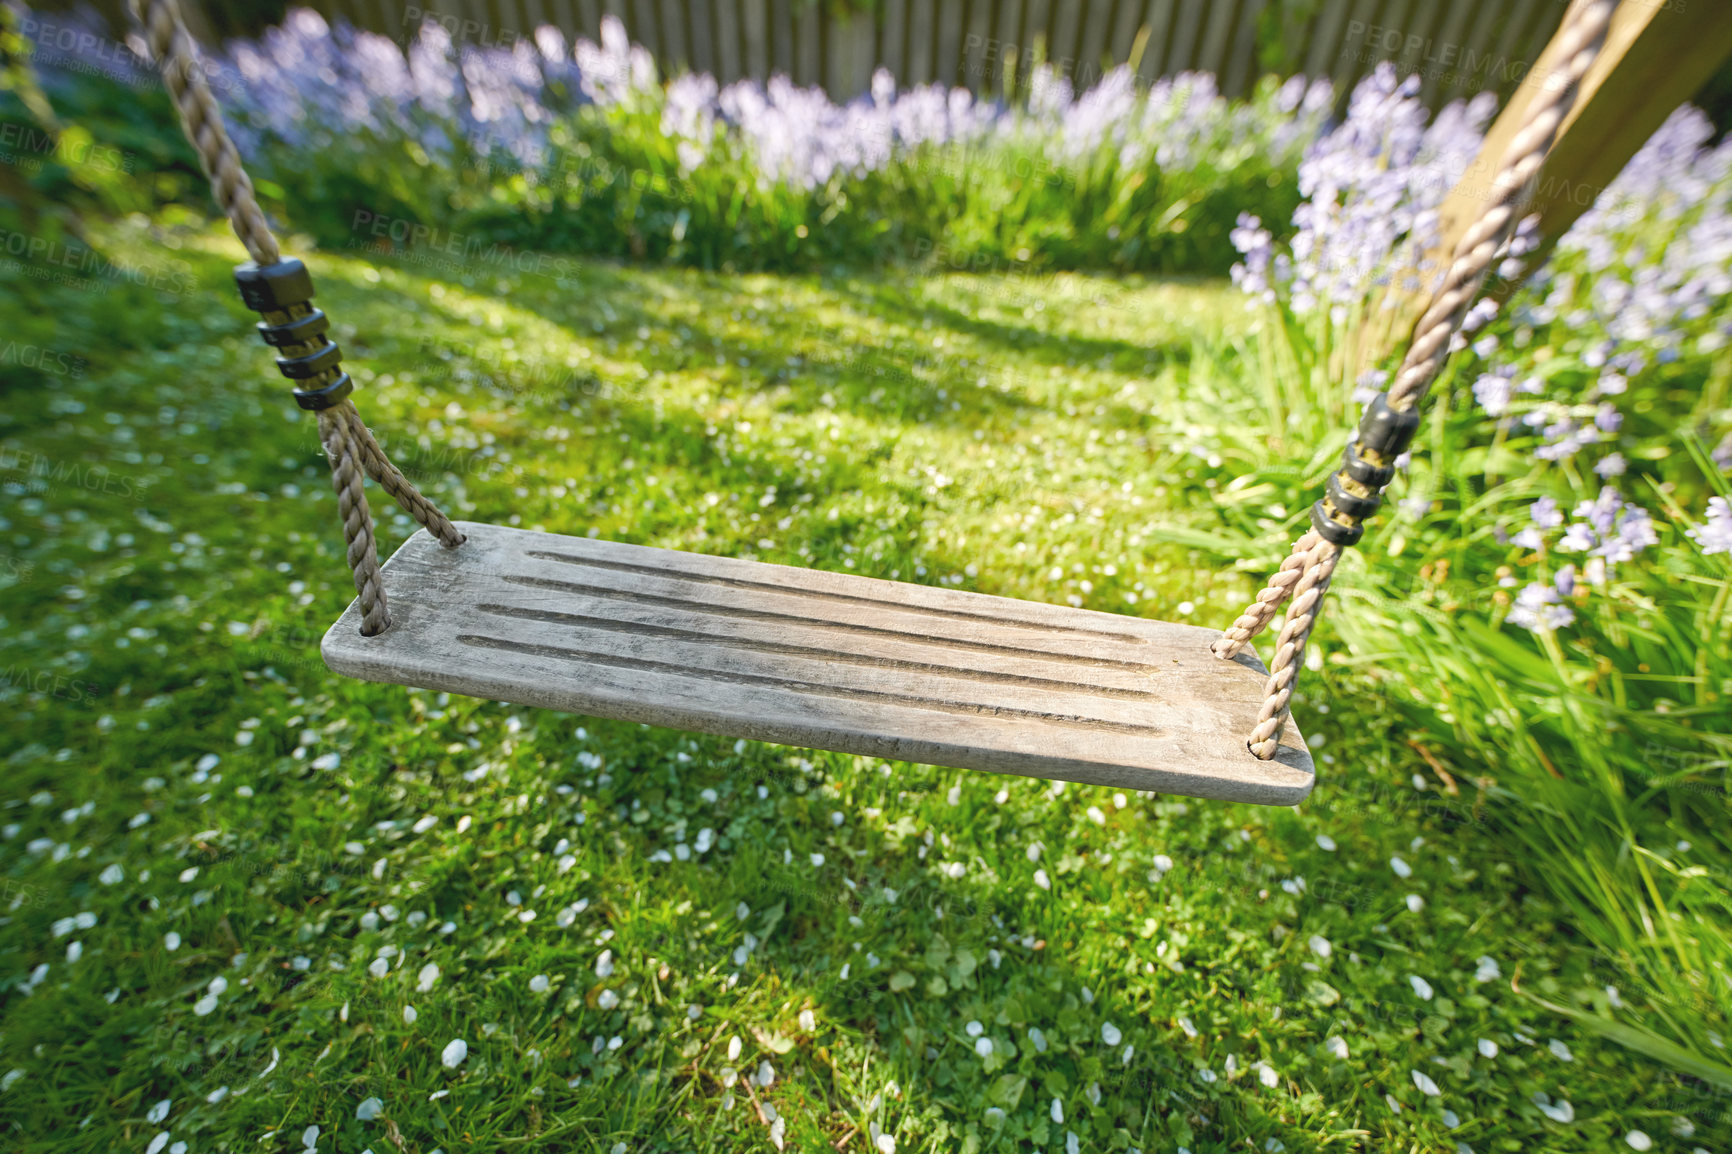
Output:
686 0 713 76
1438 0 1505 102
995 0 1027 98
573 0 600 38
963 0 995 91
1022 0 1053 83
1414 0 1475 103
1164 0 1204 72
1223 0 1267 97
1136 0 1176 83
1193 0 1238 80
881 0 907 85
657 0 686 70
906 0 934 83
794 0 819 85
934 0 964 84
714 0 741 82
1108 0 1144 74
766 0 789 76
1327 0 1380 98
1075 0 1114 90
1302 0 1350 80
1048 0 1082 85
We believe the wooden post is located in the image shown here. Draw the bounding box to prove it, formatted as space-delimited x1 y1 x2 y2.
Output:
1362 0 1732 373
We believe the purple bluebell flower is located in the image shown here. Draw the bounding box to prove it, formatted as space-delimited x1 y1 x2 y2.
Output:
1508 582 1575 632
1687 497 1732 554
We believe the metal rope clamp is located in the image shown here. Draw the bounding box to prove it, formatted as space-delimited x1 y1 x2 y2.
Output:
234 258 355 411
1309 393 1420 548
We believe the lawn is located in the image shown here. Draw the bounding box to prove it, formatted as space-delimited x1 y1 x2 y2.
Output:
0 219 1719 1152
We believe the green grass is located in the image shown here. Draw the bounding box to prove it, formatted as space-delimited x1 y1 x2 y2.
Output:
0 218 1723 1152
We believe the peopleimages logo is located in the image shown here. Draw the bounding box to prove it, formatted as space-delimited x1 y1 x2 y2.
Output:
0 228 195 294
0 341 87 378
349 211 576 279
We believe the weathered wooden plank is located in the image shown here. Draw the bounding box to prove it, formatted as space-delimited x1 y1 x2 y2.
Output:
1327 0 1380 100
325 524 1314 805
1022 0 1054 84
747 0 772 78
1415 0 1479 105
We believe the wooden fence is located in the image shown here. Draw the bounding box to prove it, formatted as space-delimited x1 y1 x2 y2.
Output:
47 0 1566 107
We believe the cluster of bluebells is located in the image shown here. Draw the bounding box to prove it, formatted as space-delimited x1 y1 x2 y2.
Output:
1230 64 1494 318
25 8 1326 201
1503 490 1663 632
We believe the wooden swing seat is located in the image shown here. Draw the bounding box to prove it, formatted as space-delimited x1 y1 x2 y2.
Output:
321 522 1314 805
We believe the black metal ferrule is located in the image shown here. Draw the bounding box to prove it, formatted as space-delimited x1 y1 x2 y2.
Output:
292 373 354 412
1325 472 1383 521
1310 501 1365 547
257 308 330 348
1340 439 1397 489
274 342 345 381
234 258 314 312
1357 393 1421 458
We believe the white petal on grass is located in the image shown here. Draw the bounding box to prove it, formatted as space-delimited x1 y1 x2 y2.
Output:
193 994 219 1016
302 1125 320 1149
1390 856 1412 878
597 989 620 1010
404 1005 418 1024
165 932 181 951
596 950 615 978
417 963 440 992
798 1008 815 1031
1536 1097 1575 1123
206 1086 228 1104
1050 1098 1063 1124
368 958 389 978
99 864 124 885
1474 956 1500 982
965 1021 983 1037
147 1099 172 1124
1152 854 1173 874
974 1038 993 1057
875 1135 895 1154
1409 975 1434 1001
1034 869 1051 890
1548 1039 1573 1062
1325 1036 1349 1059
1478 1038 1498 1058
1315 834 1336 851
258 1048 280 1078
757 1060 775 1087
1626 1131 1652 1151
441 1039 468 1068
1101 1023 1122 1046
727 1036 743 1061
1412 1070 1441 1096
530 974 550 993
147 1133 170 1154
1309 935 1332 958
1406 894 1425 912
356 1097 384 1121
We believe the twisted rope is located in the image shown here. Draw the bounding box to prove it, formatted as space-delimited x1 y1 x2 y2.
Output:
132 0 277 266
1217 0 1617 759
134 0 466 635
